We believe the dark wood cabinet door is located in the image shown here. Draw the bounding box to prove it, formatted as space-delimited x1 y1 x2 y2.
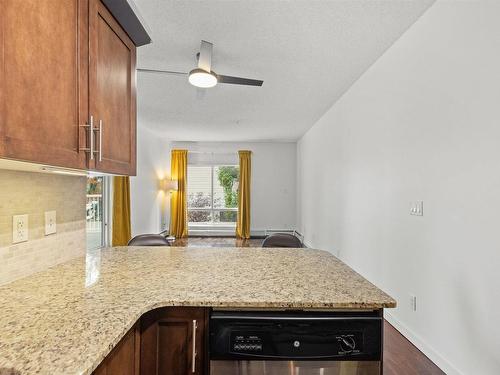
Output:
89 0 137 175
141 307 208 375
0 0 88 169
93 324 140 375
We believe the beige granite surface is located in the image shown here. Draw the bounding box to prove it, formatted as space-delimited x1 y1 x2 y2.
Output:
0 246 396 375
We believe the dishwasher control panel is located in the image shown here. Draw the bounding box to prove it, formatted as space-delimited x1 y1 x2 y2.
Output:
210 311 382 360
232 334 263 352
229 331 364 356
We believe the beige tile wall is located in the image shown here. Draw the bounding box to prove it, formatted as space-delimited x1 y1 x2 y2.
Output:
0 170 86 285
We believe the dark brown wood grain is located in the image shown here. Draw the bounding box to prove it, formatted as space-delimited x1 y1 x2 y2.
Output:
89 0 137 175
0 0 137 175
0 0 88 169
93 324 140 375
141 307 208 375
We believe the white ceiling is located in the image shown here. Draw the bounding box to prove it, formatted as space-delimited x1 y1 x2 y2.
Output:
134 0 434 142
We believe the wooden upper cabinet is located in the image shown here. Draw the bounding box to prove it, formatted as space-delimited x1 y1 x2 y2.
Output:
89 0 137 175
141 307 208 375
0 0 139 175
0 0 89 170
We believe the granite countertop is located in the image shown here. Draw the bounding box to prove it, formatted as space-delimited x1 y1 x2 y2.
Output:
0 246 396 375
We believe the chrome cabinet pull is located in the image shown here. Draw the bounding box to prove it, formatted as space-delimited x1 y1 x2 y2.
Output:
98 119 103 162
192 319 197 373
92 119 102 162
90 116 94 160
79 115 94 160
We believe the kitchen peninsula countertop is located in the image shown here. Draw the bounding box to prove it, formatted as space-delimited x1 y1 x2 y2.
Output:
0 246 395 375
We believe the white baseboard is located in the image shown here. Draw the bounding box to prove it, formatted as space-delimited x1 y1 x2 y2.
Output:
186 229 298 238
384 311 463 375
186 229 267 237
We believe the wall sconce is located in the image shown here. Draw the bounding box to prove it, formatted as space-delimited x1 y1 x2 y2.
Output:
159 178 178 193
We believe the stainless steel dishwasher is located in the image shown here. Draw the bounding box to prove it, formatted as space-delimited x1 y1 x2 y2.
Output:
209 310 382 375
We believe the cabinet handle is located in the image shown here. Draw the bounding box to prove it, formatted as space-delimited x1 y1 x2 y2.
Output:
98 119 103 162
192 319 197 373
90 116 95 160
79 115 94 160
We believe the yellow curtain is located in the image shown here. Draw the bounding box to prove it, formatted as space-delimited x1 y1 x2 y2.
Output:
170 149 188 238
236 150 251 239
112 176 131 246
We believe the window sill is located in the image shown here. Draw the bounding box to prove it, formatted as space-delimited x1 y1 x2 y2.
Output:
188 223 236 236
189 223 236 228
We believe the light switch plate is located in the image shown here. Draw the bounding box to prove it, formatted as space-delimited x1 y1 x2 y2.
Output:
410 294 417 311
13 214 28 243
410 201 424 216
45 210 57 235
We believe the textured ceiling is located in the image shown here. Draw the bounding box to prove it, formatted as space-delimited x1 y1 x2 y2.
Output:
134 0 434 141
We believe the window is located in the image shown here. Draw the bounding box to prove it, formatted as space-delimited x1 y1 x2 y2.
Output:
187 165 239 227
86 176 109 250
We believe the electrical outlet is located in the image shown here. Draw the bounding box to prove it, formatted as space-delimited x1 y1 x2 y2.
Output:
410 295 417 311
410 201 424 216
12 214 29 243
45 211 57 235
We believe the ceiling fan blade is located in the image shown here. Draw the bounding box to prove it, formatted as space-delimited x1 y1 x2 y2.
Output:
217 74 263 87
198 40 213 72
137 68 188 76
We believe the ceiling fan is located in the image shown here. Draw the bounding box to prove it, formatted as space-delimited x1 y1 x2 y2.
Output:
137 40 264 88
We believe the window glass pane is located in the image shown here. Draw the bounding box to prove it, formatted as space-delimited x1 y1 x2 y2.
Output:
86 177 103 250
187 166 212 209
213 210 237 223
188 210 212 224
213 165 239 209
187 164 238 227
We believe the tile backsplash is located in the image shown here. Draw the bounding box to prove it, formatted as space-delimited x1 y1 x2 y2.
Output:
0 170 86 285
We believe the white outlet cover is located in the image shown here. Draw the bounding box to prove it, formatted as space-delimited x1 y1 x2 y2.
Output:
13 214 29 244
410 201 424 216
45 211 57 235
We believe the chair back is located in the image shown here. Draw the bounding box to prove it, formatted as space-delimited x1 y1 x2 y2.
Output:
127 234 170 246
261 233 303 248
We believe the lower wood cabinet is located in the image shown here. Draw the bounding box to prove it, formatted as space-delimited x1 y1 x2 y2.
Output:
140 307 209 375
93 307 209 375
93 324 140 375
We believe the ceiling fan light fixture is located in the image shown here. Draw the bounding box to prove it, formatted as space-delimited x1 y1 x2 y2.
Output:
188 68 217 88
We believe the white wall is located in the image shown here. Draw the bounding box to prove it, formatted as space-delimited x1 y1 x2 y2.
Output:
131 136 297 235
297 1 500 374
130 126 172 236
